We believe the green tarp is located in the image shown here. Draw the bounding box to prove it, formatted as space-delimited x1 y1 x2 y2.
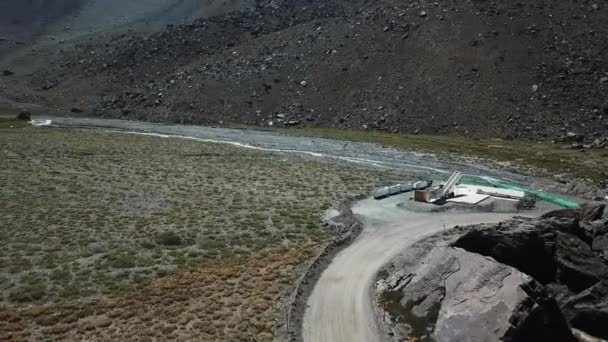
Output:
457 175 607 218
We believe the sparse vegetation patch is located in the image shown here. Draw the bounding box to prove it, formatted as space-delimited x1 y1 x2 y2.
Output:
0 121 394 340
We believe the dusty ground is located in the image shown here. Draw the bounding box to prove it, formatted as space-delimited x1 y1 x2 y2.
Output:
301 195 557 342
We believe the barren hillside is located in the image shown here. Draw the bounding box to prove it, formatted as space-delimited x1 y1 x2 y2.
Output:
0 0 253 42
1 0 607 144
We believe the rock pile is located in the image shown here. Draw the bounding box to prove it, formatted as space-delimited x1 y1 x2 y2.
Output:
9 0 605 144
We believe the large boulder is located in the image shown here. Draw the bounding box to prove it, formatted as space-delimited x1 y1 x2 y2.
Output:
581 220 608 243
555 231 608 292
561 281 608 339
378 247 575 342
580 203 607 222
448 215 608 339
452 218 558 284
592 234 608 262
379 209 608 341
504 280 576 342
452 217 608 293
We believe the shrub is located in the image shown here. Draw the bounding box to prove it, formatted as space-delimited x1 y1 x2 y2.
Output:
10 283 46 302
109 253 136 269
156 231 183 246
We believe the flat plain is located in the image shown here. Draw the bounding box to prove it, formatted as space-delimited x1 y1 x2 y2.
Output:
0 119 394 341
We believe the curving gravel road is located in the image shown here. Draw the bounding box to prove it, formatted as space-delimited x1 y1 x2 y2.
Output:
301 196 553 342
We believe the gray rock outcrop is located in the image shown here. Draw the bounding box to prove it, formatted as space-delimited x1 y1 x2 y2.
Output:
378 246 574 341
378 203 608 341
561 281 608 339
452 216 608 293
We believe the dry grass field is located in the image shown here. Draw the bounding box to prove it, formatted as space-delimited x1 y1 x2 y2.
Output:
0 120 394 341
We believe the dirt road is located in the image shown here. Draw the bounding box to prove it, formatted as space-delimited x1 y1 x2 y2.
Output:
301 196 551 342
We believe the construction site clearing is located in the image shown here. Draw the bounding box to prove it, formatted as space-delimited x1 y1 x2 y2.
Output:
373 171 594 215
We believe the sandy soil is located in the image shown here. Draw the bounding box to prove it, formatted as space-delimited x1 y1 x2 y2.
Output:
301 195 554 342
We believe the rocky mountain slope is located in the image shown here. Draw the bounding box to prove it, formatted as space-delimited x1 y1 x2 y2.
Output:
1 0 607 144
